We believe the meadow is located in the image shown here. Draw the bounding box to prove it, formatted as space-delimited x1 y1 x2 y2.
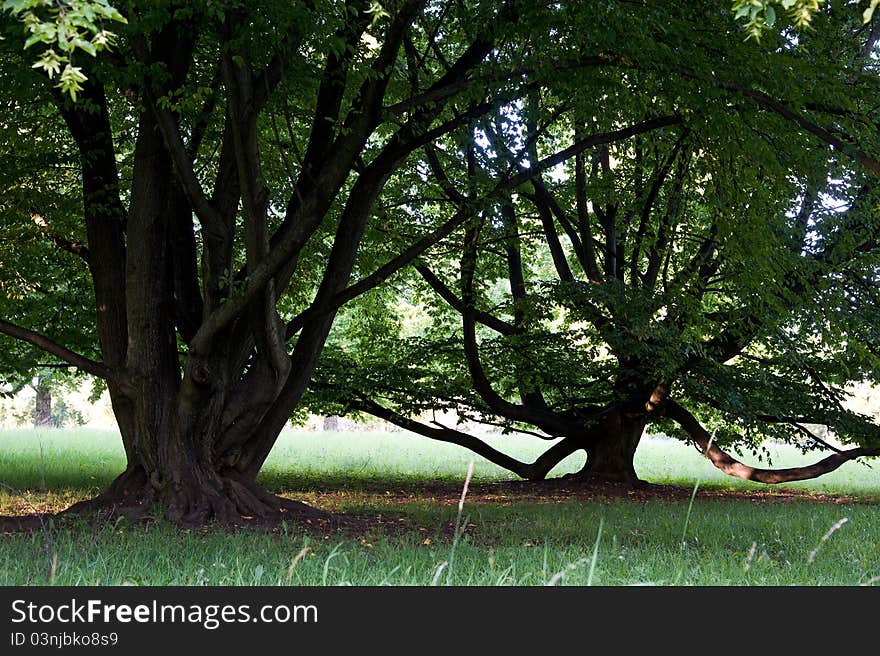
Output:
1 428 878 586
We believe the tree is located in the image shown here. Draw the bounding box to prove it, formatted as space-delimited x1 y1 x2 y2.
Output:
311 1 880 486
0 0 566 525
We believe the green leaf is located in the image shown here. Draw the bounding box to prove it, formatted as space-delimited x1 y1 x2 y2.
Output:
71 38 97 57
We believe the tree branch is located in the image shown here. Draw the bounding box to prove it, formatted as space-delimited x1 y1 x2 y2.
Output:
498 115 682 191
29 211 91 263
459 217 573 435
416 265 516 335
0 320 111 380
149 94 227 242
524 192 577 283
665 399 879 484
676 68 880 175
347 395 571 481
55 79 128 369
285 207 474 339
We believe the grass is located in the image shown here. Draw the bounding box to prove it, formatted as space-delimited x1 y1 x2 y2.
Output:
1 428 879 586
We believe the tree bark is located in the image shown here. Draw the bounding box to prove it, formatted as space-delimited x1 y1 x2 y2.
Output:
66 380 329 527
563 411 647 484
0 3 534 532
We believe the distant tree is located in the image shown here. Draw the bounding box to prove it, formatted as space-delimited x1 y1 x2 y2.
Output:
311 1 880 486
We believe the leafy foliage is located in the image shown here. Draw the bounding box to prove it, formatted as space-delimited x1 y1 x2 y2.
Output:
2 0 126 98
0 0 878 496
732 0 879 40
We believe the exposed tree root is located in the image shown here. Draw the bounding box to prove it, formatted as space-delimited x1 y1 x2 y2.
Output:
59 464 153 520
0 515 49 533
0 466 336 534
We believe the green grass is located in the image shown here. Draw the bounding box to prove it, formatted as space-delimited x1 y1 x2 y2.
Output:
1 428 879 586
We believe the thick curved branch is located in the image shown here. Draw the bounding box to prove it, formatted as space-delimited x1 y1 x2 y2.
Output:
665 399 879 483
499 202 549 409
0 320 111 380
348 396 577 481
529 437 582 480
350 397 536 478
423 144 468 204
460 218 572 435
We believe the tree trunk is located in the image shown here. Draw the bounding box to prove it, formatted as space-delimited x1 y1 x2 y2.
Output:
58 108 330 528
68 376 326 527
568 412 647 485
33 385 52 428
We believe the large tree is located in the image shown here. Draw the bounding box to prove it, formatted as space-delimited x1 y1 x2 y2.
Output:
0 0 576 525
312 1 880 486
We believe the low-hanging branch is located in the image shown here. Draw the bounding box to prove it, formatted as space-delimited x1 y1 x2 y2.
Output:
347 395 535 478
347 394 580 481
665 399 879 483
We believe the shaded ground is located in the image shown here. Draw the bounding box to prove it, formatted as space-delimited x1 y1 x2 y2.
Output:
1 477 871 538
466 478 870 505
276 475 875 507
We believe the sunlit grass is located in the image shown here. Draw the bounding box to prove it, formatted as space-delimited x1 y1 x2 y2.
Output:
1 428 878 586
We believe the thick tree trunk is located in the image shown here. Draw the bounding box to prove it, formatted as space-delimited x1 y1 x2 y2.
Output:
567 412 648 485
67 383 326 527
60 348 330 526
33 385 52 428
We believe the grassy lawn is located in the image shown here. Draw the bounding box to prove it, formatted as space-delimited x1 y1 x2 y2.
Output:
1 428 878 586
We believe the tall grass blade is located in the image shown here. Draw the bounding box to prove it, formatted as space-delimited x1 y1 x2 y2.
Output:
445 461 474 585
586 517 603 586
